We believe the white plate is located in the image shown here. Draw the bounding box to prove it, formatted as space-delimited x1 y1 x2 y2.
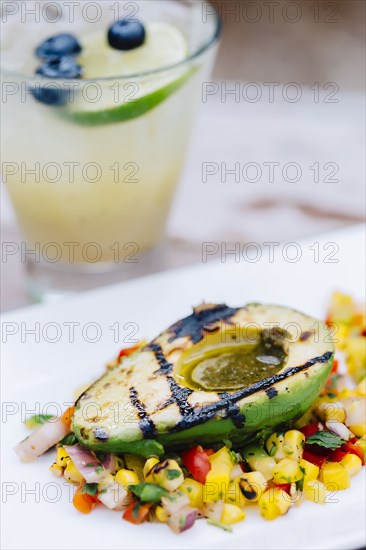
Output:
1 225 365 550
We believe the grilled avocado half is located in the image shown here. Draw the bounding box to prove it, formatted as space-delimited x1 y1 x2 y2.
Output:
73 303 334 457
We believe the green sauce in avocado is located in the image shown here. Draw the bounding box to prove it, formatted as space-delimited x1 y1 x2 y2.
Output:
175 328 288 391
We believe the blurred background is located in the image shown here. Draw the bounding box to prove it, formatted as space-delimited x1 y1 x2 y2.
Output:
1 0 365 310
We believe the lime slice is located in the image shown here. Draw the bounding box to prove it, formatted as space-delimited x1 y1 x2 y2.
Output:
61 23 193 126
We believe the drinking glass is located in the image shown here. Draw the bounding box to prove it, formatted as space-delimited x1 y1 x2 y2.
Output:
1 0 221 301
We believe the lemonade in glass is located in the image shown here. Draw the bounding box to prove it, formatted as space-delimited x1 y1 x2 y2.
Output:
1 1 221 299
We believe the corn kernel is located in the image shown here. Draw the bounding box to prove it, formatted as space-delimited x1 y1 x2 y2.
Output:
356 378 366 396
220 503 245 525
320 462 350 490
115 469 139 488
272 459 303 484
349 425 366 437
258 488 291 520
180 478 204 508
299 459 319 482
243 446 276 481
143 457 159 481
224 480 245 507
64 459 83 484
303 480 326 504
283 430 305 461
265 433 285 461
49 463 63 477
340 454 362 477
239 471 267 502
155 505 169 522
56 447 70 468
147 459 184 491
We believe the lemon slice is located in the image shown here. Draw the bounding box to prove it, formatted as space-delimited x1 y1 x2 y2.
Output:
62 23 193 125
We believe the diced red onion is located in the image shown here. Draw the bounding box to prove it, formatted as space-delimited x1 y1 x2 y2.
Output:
161 492 189 515
98 481 131 510
167 506 197 534
14 418 69 463
325 421 353 440
202 501 224 522
64 444 109 483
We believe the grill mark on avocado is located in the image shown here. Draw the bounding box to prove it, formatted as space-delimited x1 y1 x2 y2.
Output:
165 376 194 416
129 387 157 438
166 304 238 344
148 343 173 374
218 392 245 428
169 351 332 432
265 387 278 399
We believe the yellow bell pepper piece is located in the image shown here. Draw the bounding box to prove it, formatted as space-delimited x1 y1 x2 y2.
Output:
319 462 350 490
258 488 291 520
115 469 139 488
64 459 83 484
283 430 305 461
272 459 303 484
299 459 319 482
56 447 70 468
340 454 363 477
220 503 245 525
204 447 233 503
303 480 326 504
180 478 204 508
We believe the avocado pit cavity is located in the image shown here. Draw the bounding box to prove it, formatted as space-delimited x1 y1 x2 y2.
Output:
176 329 288 391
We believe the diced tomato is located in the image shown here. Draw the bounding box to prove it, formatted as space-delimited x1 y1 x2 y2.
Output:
329 449 348 462
61 406 74 429
118 345 140 361
342 442 365 465
181 445 211 484
123 501 152 525
73 485 98 514
300 424 319 438
302 448 328 468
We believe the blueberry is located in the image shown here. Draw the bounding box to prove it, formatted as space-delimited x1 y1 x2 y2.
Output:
30 85 71 106
31 57 82 106
35 33 82 60
107 20 146 51
36 56 82 79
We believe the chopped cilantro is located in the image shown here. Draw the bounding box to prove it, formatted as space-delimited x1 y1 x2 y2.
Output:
306 430 345 450
58 433 77 446
129 482 168 503
207 519 233 532
82 483 98 496
165 469 182 480
95 465 104 474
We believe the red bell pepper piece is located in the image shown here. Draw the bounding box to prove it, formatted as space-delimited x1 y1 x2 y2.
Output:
300 424 319 438
341 442 365 465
